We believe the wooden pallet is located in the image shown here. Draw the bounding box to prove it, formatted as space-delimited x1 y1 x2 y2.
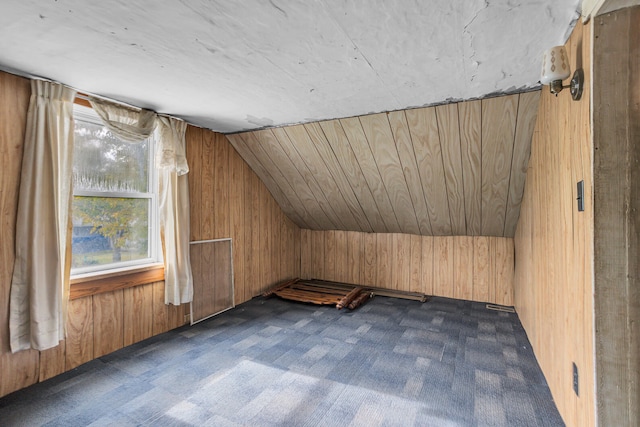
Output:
263 278 429 310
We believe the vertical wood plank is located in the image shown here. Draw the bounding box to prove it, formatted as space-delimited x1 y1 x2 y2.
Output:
228 145 246 304
473 236 490 303
249 173 261 296
213 132 230 238
409 234 423 293
324 230 337 282
280 125 349 230
253 129 324 229
185 126 202 241
405 107 452 235
334 230 348 283
504 91 541 236
123 283 154 346
304 122 373 232
436 103 467 235
481 94 519 236
152 281 170 335
340 117 401 232
494 238 514 306
93 290 124 358
458 100 483 235
39 344 65 382
359 114 420 234
311 230 325 279
387 110 433 235
319 120 388 232
454 236 474 300
421 236 434 295
65 296 93 370
346 231 363 285
200 129 215 240
434 237 454 298
362 232 377 287
300 229 312 279
392 233 411 291
376 234 393 288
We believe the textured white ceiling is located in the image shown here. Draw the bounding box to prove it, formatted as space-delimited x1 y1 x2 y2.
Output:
0 0 579 133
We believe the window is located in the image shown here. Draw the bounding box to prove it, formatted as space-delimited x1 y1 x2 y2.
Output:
71 104 160 275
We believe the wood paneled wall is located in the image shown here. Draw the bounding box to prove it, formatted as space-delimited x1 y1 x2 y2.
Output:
186 127 300 304
301 230 514 306
513 20 595 426
228 92 539 238
0 69 300 398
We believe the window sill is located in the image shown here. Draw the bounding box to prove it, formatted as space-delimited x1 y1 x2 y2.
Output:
70 264 165 300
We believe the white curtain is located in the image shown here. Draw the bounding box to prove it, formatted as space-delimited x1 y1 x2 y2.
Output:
88 96 156 142
87 97 193 305
9 80 76 353
156 116 193 305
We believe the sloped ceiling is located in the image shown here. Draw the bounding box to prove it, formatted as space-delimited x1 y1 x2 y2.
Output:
0 1 578 133
228 91 540 237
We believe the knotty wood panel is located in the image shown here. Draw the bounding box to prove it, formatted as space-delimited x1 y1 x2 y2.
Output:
514 20 595 427
234 93 538 238
481 94 518 236
300 230 513 304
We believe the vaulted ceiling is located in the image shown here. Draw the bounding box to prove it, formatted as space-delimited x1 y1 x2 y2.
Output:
228 91 539 237
0 1 579 237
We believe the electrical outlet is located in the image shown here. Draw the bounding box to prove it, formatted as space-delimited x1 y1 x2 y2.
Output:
572 362 579 396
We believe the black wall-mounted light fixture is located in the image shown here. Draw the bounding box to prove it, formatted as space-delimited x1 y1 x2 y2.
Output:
540 46 584 101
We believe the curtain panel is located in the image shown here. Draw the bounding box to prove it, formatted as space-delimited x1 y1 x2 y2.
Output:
156 116 193 305
9 80 76 352
88 96 156 142
87 98 193 305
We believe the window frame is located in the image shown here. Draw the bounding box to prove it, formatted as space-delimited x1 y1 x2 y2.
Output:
70 103 161 277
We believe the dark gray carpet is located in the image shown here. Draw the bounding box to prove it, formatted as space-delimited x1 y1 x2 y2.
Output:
0 296 564 426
